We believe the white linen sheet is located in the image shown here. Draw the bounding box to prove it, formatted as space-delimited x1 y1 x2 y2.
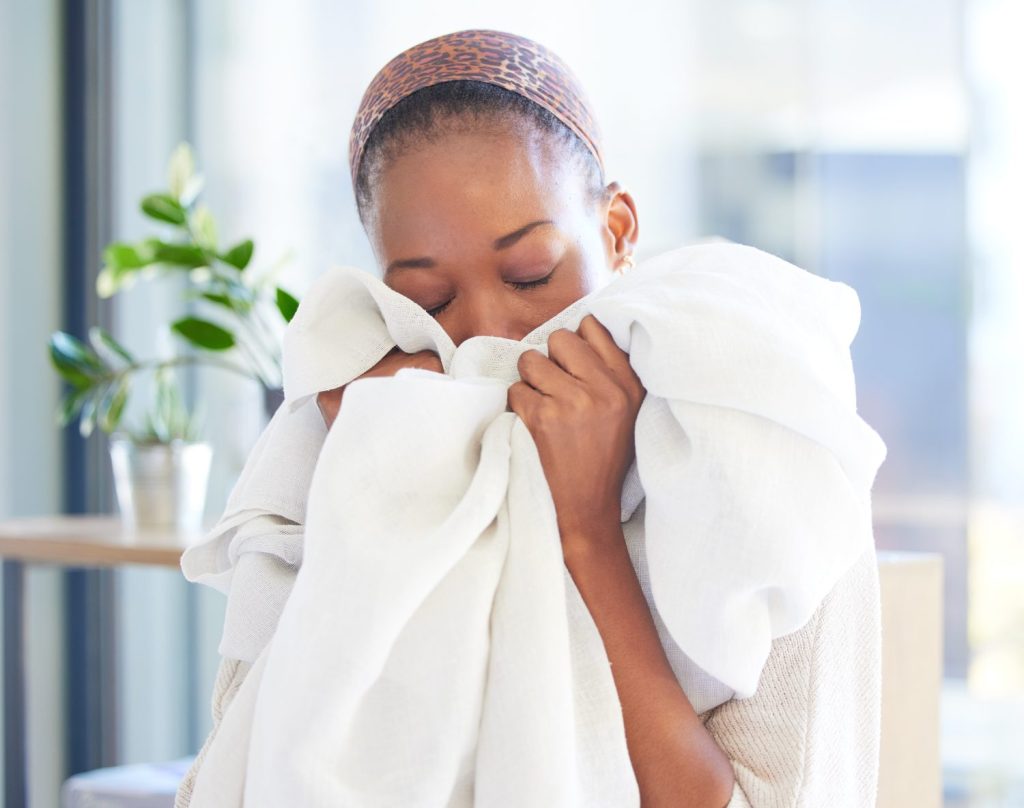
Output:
181 241 887 807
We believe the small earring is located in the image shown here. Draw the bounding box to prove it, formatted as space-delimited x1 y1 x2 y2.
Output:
615 253 636 274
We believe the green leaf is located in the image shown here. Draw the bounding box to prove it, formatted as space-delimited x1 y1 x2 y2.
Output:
96 267 120 299
97 377 130 434
167 143 196 201
57 387 91 427
166 142 205 208
171 317 236 351
178 175 205 209
191 285 252 315
184 399 206 442
221 239 254 271
140 194 187 226
50 331 104 370
48 332 104 388
95 242 157 297
276 287 299 323
96 265 143 298
78 390 100 438
143 368 203 442
190 204 218 250
189 267 212 285
102 242 155 270
152 241 207 268
199 292 234 309
49 355 93 390
88 326 134 366
148 369 173 443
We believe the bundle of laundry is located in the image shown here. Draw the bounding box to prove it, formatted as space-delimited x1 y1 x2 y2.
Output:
180 241 887 807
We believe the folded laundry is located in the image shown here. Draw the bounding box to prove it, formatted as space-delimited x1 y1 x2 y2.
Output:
181 241 886 807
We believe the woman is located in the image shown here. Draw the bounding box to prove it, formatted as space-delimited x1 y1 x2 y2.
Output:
178 28 882 808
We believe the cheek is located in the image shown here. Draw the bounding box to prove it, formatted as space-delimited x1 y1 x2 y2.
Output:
558 265 596 303
563 220 612 294
560 243 607 298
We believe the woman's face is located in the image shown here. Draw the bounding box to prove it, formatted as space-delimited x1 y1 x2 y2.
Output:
364 125 639 347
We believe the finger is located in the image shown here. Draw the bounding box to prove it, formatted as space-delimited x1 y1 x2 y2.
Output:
359 346 402 379
576 314 641 384
545 327 613 385
410 351 443 373
516 348 577 397
316 386 344 428
506 379 543 418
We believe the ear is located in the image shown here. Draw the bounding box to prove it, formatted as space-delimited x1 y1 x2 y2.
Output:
600 181 640 268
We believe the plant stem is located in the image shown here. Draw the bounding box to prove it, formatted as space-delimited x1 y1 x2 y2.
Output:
177 208 283 388
229 327 273 387
126 354 255 383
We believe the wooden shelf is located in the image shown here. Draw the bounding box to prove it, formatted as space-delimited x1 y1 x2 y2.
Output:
0 515 208 569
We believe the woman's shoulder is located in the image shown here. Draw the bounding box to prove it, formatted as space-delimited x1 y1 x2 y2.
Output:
702 546 882 805
706 545 881 719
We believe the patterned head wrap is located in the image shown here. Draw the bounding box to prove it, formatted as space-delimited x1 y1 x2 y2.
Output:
348 28 605 189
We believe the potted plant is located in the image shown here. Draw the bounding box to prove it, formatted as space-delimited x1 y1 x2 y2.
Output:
49 327 212 532
48 143 299 531
94 142 299 406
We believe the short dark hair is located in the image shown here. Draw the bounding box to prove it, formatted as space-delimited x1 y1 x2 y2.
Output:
353 80 607 227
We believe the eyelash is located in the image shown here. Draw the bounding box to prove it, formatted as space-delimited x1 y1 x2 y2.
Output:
508 274 554 291
426 269 555 318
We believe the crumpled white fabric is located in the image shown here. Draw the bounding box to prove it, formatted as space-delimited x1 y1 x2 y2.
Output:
181 241 886 807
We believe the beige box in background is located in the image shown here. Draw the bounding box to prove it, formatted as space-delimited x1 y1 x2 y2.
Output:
877 551 944 808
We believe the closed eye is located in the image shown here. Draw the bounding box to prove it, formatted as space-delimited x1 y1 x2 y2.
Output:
505 264 557 290
506 273 553 291
425 266 558 318
426 299 452 317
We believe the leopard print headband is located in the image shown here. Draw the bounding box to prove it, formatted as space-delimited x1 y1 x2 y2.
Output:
348 28 605 189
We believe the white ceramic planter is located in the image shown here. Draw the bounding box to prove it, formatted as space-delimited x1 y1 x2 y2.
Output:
109 436 213 532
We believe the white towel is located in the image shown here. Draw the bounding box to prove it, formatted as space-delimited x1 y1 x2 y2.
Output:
182 241 886 807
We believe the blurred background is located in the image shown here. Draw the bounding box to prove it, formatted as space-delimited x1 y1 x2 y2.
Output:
1 0 1022 805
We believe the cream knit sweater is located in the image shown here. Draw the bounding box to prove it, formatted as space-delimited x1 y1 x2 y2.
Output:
176 525 881 808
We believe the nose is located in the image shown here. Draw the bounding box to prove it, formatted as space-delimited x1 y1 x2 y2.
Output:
451 289 527 346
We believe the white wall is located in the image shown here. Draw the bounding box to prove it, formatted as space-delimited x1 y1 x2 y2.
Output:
0 0 67 805
964 0 1024 695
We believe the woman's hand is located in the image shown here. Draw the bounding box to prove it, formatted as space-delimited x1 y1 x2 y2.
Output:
316 346 443 429
512 317 734 805
507 314 646 551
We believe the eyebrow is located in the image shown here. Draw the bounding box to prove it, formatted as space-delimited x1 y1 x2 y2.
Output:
384 219 555 275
